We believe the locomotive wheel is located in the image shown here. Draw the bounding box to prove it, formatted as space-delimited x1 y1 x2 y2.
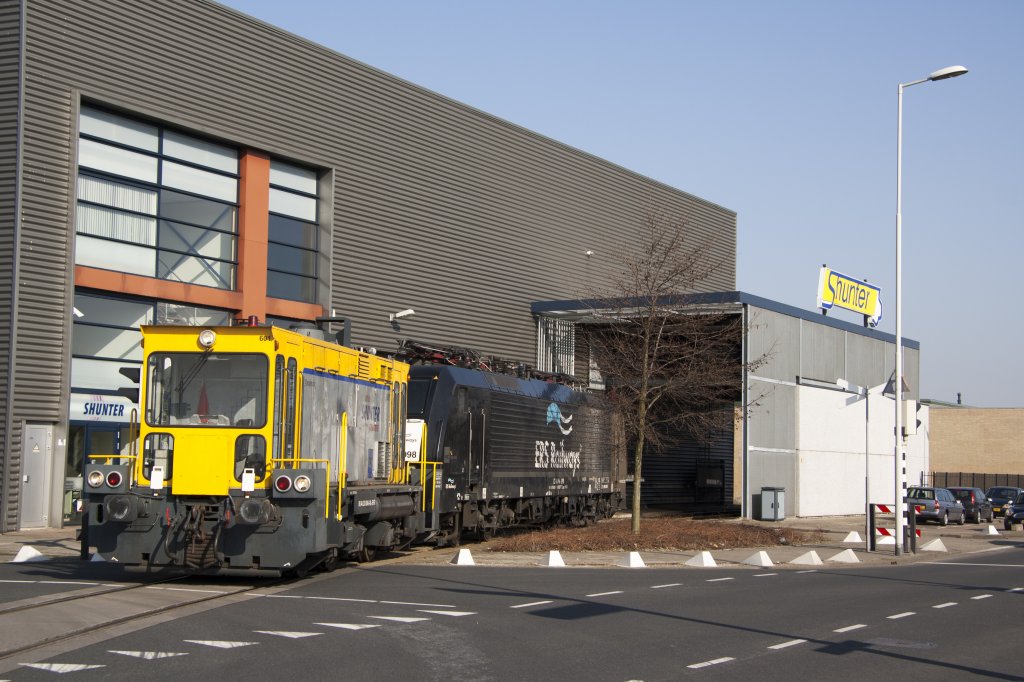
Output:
357 546 377 563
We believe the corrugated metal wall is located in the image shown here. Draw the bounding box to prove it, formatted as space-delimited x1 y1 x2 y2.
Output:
0 0 22 528
633 429 734 511
0 0 737 526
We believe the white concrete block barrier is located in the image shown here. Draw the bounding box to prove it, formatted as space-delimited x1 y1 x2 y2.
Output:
619 551 646 568
741 551 773 568
685 551 717 567
919 538 947 552
12 546 48 563
541 550 566 567
841 531 863 544
450 549 475 566
985 525 1000 536
789 551 823 566
827 549 860 563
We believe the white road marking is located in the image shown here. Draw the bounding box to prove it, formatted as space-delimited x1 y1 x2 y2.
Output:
163 587 226 594
109 650 188 659
796 570 818 574
754 573 778 577
0 580 37 583
970 594 993 600
510 600 553 609
265 594 302 599
706 577 734 582
833 624 867 633
39 581 99 586
306 597 376 603
687 657 734 669
887 612 915 620
966 546 1013 554
380 600 456 608
417 610 476 617
768 639 806 650
314 623 380 631
20 663 106 673
924 562 1024 568
651 583 682 589
367 616 430 623
1009 587 1023 592
586 591 623 597
255 631 323 639
932 602 957 609
183 640 257 649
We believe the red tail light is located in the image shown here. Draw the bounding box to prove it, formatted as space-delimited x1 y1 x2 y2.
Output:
106 471 123 488
934 500 940 510
970 492 975 503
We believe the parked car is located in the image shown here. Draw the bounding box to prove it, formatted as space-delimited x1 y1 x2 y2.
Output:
907 486 965 526
1002 492 1024 531
947 487 994 523
985 487 1024 518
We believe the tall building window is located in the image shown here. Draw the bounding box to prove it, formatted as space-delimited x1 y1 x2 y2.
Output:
267 159 318 303
75 106 239 289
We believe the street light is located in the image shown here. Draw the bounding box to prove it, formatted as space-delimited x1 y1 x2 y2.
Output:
894 64 967 555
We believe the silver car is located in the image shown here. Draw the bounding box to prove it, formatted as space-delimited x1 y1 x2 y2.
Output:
907 486 965 526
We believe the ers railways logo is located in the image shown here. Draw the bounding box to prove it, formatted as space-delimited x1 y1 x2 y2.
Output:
545 402 573 435
535 402 581 473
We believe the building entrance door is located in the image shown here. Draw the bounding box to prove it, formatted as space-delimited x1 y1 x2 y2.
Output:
20 424 53 528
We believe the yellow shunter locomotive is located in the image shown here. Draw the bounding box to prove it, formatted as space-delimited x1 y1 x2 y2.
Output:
84 321 421 576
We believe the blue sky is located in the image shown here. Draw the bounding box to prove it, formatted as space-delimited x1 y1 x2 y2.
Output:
221 0 1024 407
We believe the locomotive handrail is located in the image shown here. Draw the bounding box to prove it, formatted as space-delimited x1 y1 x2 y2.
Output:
338 411 348 521
404 460 441 512
270 456 331 519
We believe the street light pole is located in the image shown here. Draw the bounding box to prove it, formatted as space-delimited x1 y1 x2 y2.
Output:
894 65 967 556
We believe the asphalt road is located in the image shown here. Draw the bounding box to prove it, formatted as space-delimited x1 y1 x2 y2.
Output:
1 544 1022 680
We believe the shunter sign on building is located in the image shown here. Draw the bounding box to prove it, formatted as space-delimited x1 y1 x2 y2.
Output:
816 266 882 327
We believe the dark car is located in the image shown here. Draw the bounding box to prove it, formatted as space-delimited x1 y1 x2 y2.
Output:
907 486 965 526
947 487 994 523
985 487 1024 518
1002 492 1024 531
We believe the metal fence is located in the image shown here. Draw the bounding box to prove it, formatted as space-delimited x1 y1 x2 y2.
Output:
928 472 1024 490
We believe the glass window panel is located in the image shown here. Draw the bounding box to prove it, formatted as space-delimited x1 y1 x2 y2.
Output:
270 160 317 195
72 325 143 361
268 214 317 249
159 221 236 262
267 271 316 303
78 138 158 183
76 204 157 245
80 107 159 152
163 129 238 175
156 302 231 326
75 235 155 277
71 357 141 392
268 243 316 276
162 161 238 203
269 187 316 222
157 251 234 289
159 189 236 232
73 293 152 329
77 175 157 215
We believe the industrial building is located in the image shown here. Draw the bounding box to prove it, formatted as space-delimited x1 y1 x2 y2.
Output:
0 0 922 530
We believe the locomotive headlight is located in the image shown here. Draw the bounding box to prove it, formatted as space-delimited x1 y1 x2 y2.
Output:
87 470 105 488
104 495 137 523
197 329 217 349
294 475 312 493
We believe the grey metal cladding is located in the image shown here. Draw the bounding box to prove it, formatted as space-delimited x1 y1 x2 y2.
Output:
747 307 799 383
0 0 22 529
800 321 844 384
26 0 735 364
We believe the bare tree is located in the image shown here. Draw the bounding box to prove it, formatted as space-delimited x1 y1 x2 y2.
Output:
585 206 767 534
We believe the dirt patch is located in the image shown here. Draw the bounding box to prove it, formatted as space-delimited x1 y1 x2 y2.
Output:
486 517 826 553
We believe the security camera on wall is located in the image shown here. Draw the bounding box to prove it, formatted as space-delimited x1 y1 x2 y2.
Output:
389 309 415 322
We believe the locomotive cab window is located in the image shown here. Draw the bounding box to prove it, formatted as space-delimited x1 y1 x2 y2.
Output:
146 353 268 427
407 377 435 418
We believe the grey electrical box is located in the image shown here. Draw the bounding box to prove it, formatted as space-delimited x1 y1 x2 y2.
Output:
761 487 785 521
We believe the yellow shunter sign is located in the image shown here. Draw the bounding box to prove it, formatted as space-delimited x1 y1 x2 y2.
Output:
816 266 882 327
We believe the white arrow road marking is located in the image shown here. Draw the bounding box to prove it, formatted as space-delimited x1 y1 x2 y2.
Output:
20 663 106 673
833 624 868 633
687 657 734 669
768 639 806 650
417 610 476 617
368 616 430 623
183 640 258 649
510 600 552 609
314 623 381 631
109 651 188 660
254 631 323 639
